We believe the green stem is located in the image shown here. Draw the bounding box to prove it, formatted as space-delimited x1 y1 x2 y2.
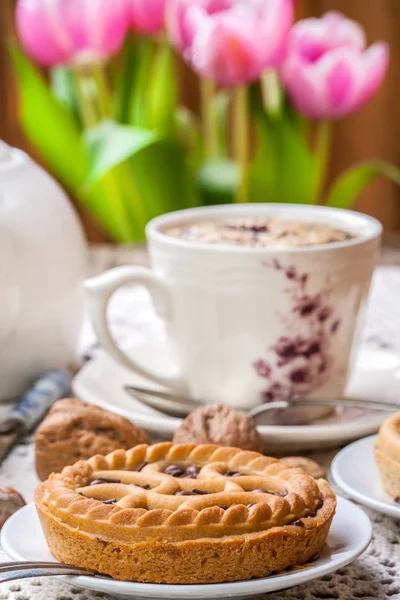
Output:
91 64 113 118
148 38 177 136
314 120 332 204
200 78 218 158
90 67 148 236
261 69 282 118
75 71 146 242
129 36 154 127
74 70 137 241
74 70 99 127
234 85 249 203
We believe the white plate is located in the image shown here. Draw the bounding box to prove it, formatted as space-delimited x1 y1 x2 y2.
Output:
72 343 400 452
331 435 400 519
2 499 371 600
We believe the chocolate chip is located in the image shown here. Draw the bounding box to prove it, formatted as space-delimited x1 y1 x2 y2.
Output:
139 484 150 490
101 498 117 505
90 478 121 486
174 488 209 496
164 464 186 477
316 496 323 510
395 497 400 504
135 461 148 472
292 519 304 527
225 471 245 477
218 505 229 510
186 465 201 478
305 510 316 518
252 488 270 493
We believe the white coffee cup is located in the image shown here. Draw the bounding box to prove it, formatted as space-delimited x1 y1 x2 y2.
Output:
85 204 381 412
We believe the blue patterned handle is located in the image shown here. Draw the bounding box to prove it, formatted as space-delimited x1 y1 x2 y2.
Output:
4 370 71 431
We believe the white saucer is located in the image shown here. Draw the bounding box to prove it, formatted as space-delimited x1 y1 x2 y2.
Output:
2 499 371 600
72 343 400 452
331 435 400 519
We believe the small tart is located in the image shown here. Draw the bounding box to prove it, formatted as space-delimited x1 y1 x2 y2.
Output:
374 412 400 499
35 442 336 584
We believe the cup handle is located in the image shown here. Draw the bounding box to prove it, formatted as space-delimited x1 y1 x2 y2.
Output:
85 266 187 391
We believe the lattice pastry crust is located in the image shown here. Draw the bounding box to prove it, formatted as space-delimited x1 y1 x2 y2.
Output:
35 442 336 584
374 412 400 499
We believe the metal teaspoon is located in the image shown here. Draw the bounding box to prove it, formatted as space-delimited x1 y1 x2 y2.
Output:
124 385 400 425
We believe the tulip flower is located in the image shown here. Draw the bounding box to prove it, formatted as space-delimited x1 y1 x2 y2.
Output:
167 0 294 87
281 11 390 119
16 0 129 68
128 0 167 35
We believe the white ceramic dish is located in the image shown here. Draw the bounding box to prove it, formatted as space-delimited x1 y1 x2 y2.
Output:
72 343 400 451
2 498 372 600
331 435 400 519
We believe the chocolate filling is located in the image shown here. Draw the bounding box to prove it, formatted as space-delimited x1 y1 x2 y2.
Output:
292 519 305 527
90 477 121 486
174 488 210 496
135 461 148 472
164 464 201 478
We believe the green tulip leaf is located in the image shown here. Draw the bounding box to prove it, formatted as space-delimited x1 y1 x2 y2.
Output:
148 42 177 136
84 119 158 186
326 160 400 208
50 67 80 125
10 45 87 192
113 35 138 124
84 120 197 231
129 37 155 127
197 159 238 205
249 93 317 204
175 106 202 166
131 139 199 217
212 90 231 158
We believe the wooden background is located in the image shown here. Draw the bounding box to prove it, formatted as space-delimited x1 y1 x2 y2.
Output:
1 0 400 241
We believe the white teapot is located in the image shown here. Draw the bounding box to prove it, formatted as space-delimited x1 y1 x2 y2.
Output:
0 142 87 400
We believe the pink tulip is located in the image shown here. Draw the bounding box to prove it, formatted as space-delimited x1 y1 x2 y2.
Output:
167 0 294 87
128 0 167 34
281 11 390 119
16 0 129 68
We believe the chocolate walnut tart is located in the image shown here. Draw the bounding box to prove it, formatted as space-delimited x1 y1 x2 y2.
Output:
35 443 336 584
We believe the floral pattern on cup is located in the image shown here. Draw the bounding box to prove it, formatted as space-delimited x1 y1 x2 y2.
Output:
254 259 340 403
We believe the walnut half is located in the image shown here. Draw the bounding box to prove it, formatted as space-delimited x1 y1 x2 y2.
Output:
173 404 263 453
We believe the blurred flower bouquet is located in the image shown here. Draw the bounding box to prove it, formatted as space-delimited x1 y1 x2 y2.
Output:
13 0 400 241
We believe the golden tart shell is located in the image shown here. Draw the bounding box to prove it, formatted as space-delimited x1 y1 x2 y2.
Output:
35 442 336 584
